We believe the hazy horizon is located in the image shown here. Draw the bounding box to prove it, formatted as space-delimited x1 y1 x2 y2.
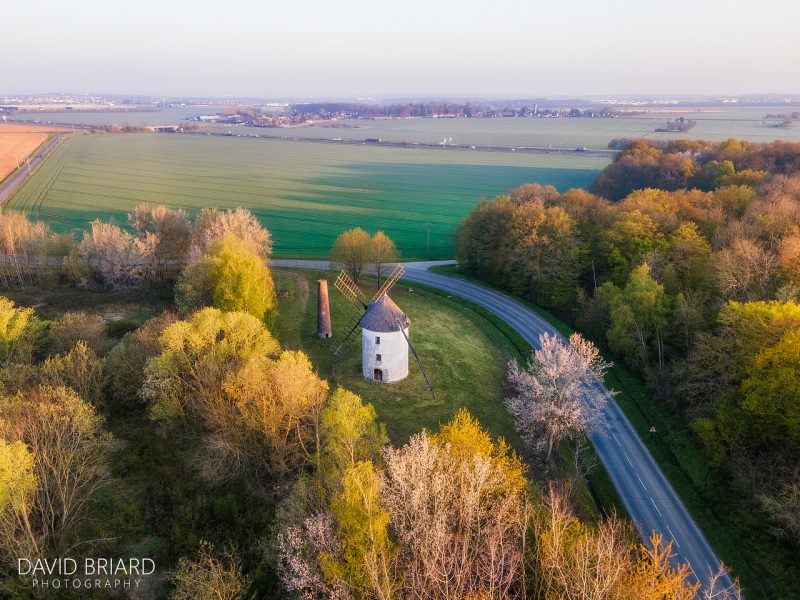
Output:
3 0 799 99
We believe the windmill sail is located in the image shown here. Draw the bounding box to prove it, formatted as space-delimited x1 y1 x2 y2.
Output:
334 271 368 308
373 264 405 301
330 270 369 359
331 312 362 357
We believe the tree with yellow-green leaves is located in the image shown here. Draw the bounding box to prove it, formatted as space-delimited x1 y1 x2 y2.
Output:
369 232 399 288
142 307 328 481
175 234 276 321
319 388 387 494
330 227 373 283
0 297 45 365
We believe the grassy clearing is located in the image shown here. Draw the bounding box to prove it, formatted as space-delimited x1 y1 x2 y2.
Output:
430 265 783 599
272 267 523 445
0 283 172 330
5 133 606 259
272 267 623 523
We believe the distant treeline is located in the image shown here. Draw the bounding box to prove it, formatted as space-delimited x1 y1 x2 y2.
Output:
598 138 800 200
289 101 621 119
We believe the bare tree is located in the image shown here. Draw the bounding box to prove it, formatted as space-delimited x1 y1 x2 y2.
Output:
190 207 272 262
129 203 192 281
79 220 144 287
0 212 50 288
702 564 743 600
530 484 697 600
277 512 352 600
381 425 528 599
170 541 251 600
716 238 779 301
506 332 612 463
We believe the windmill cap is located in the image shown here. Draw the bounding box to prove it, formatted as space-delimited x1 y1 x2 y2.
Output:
360 293 409 332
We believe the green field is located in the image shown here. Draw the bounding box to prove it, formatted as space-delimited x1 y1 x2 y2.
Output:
6 133 607 258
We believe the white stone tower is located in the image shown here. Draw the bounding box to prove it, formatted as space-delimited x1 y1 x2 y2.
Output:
359 293 409 383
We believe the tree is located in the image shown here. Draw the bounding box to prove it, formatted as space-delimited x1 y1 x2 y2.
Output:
0 386 114 560
222 351 328 478
325 461 397 599
455 196 515 281
319 388 387 494
48 311 112 356
190 207 272 262
129 203 192 281
600 210 667 285
778 233 800 287
0 297 45 365
382 411 528 598
601 264 671 369
142 308 280 422
0 212 50 288
759 469 800 543
143 308 328 481
529 484 697 600
689 160 736 191
506 201 586 308
39 340 103 405
79 220 144 287
175 234 276 321
716 238 779 301
506 332 611 463
171 541 251 600
330 228 372 283
103 312 176 409
668 221 714 293
739 328 800 450
370 232 399 288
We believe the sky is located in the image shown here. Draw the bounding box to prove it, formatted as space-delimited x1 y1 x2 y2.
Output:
3 0 799 98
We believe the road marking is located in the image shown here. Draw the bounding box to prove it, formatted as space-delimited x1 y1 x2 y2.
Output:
623 451 633 467
666 525 681 547
636 472 648 492
612 432 621 447
650 496 663 518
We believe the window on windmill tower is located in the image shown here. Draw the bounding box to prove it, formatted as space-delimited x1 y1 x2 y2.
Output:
376 336 381 345
376 353 382 362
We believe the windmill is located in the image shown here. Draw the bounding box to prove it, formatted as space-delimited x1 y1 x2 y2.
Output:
330 264 435 398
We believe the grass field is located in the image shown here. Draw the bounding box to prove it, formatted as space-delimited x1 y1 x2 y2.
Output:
272 267 523 444
5 133 607 258
0 123 65 182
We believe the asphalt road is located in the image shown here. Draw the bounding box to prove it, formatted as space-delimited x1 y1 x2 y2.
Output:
272 258 734 594
0 134 66 205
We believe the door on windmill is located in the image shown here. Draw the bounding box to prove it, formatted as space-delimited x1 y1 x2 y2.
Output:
374 369 383 382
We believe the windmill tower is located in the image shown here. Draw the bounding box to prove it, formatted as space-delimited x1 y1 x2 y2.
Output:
331 265 434 396
360 293 409 382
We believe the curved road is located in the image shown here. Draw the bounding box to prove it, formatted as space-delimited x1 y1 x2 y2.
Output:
273 258 733 594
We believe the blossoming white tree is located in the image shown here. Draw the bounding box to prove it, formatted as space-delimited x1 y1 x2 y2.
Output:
506 332 612 463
